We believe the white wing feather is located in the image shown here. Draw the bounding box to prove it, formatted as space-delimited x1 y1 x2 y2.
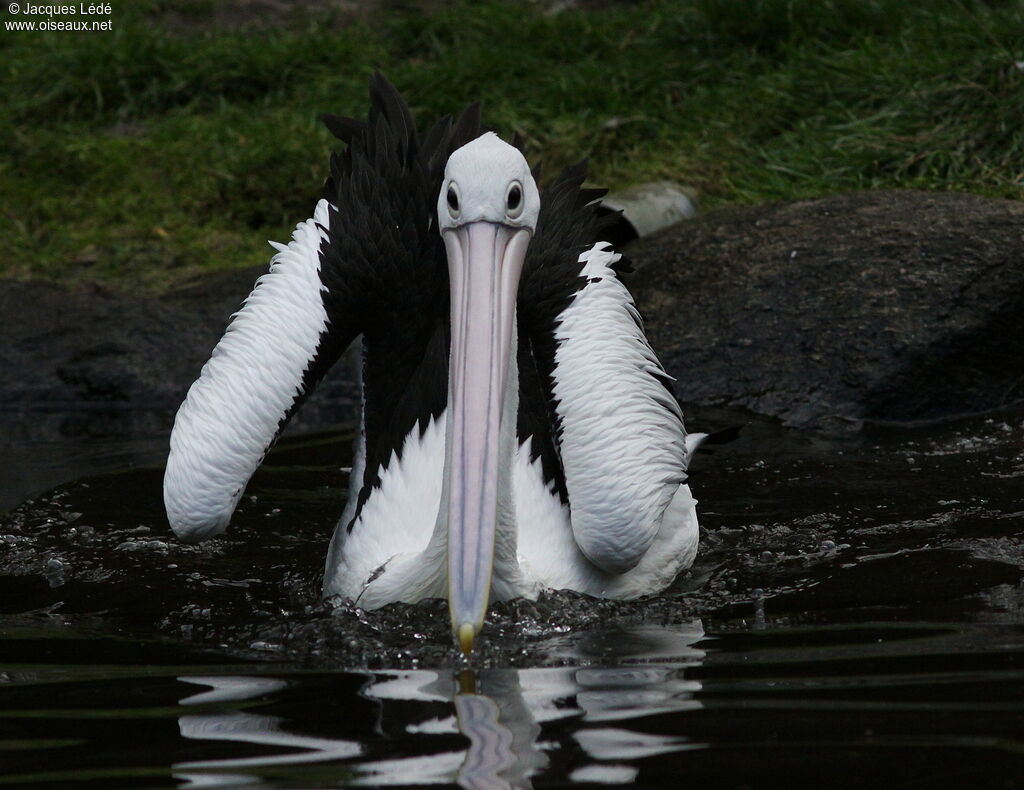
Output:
550 243 688 574
164 200 333 541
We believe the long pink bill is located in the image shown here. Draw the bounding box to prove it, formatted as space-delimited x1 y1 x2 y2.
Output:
442 221 531 654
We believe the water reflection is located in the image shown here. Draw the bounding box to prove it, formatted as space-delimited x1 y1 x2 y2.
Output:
4 406 1023 786
175 676 362 787
173 621 706 788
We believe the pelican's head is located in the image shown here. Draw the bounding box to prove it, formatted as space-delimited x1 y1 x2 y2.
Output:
438 132 540 233
437 134 538 655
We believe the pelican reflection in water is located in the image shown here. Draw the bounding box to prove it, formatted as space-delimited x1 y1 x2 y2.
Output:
174 621 706 787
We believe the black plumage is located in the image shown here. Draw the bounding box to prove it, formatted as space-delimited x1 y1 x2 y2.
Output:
290 74 620 528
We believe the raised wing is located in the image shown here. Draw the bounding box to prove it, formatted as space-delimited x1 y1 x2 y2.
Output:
547 242 687 574
518 165 688 575
164 199 358 541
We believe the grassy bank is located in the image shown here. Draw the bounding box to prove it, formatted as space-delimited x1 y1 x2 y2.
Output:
2 0 1022 290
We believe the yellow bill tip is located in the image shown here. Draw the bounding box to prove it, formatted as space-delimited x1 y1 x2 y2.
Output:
458 622 476 655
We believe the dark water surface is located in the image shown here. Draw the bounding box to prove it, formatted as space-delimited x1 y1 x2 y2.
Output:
2 404 1023 788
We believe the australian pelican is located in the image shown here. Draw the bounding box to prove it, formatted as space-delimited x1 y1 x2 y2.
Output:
164 75 701 653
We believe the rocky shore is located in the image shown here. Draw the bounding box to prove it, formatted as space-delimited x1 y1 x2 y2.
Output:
2 189 1021 435
629 190 1024 431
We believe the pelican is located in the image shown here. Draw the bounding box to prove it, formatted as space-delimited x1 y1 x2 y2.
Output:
164 75 701 653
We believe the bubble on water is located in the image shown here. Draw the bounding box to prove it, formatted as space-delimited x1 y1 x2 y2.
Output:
760 551 774 562
820 540 836 552
116 539 170 552
44 557 66 589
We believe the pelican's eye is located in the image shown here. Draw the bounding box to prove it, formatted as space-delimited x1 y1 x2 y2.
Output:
447 183 461 217
506 181 523 219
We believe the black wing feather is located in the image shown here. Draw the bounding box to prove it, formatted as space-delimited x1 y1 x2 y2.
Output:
317 75 483 533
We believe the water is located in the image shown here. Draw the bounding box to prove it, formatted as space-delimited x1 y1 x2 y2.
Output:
2 404 1023 787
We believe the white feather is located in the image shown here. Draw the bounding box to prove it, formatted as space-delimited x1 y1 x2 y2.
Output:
512 436 699 600
324 412 447 604
164 200 332 541
550 243 688 575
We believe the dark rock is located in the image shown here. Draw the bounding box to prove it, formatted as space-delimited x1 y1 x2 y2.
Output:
0 267 361 431
1 190 1020 435
628 190 1024 431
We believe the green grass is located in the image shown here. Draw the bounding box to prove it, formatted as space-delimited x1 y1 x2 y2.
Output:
2 0 1023 290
